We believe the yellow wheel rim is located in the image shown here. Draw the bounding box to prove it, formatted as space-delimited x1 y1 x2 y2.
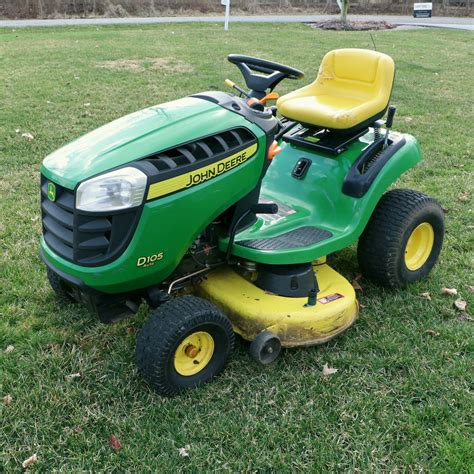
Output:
173 331 214 377
404 222 434 271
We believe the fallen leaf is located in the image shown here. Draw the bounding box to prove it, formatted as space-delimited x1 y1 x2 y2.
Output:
73 426 83 434
352 274 363 292
441 206 449 214
424 329 440 336
457 191 470 203
109 434 122 451
420 291 431 300
441 287 457 296
454 298 467 312
468 285 474 293
178 445 190 457
322 364 338 376
22 454 37 468
15 128 20 133
21 132 34 141
359 303 366 309
3 394 13 405
4 345 14 353
458 312 473 322
65 373 81 380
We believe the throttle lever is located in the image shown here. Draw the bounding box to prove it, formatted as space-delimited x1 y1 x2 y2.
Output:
224 79 251 98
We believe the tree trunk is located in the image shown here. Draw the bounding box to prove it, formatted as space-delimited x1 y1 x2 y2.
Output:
337 0 349 25
341 0 349 24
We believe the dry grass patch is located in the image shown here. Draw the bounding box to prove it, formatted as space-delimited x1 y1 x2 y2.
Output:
95 57 193 73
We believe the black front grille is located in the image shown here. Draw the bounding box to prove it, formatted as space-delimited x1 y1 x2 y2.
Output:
144 127 257 175
41 175 140 266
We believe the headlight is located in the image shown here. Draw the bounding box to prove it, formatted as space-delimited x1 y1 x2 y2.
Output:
76 167 147 212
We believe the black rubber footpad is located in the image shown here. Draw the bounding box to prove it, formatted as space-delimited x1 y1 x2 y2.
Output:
237 226 332 251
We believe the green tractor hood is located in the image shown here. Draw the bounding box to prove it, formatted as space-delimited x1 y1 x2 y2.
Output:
41 97 254 189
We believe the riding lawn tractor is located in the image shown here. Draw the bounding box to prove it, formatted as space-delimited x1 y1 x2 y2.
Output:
40 49 444 396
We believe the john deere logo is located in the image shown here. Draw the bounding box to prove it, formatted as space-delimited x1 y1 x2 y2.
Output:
47 182 56 202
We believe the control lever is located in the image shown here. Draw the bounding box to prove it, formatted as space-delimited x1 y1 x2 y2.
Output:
251 203 279 214
225 202 278 262
384 105 396 150
224 79 251 98
259 92 280 105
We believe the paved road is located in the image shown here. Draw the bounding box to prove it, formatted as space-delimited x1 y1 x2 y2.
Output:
1 14 473 30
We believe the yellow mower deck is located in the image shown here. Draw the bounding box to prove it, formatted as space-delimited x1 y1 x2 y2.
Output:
196 263 358 347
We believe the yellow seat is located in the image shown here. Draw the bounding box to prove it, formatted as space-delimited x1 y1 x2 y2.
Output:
277 49 395 131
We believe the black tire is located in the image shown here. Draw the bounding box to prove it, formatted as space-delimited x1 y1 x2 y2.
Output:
357 189 444 288
47 267 73 301
249 331 281 365
136 295 234 397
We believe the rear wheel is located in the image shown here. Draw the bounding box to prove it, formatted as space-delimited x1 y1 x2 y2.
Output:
136 296 234 396
357 189 444 288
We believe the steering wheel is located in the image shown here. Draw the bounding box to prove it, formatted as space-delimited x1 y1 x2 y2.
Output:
228 54 304 99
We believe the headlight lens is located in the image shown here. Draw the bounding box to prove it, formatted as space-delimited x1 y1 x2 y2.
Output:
76 167 147 212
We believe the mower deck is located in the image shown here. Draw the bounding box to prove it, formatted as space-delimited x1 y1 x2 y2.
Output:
196 263 358 347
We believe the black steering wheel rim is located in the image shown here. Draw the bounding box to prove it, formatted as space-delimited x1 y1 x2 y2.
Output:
228 54 304 80
227 54 304 98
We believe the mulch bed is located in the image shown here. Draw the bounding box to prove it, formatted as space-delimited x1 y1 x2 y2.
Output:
308 20 396 31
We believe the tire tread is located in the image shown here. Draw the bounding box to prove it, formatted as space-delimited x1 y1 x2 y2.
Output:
357 189 444 287
136 295 234 396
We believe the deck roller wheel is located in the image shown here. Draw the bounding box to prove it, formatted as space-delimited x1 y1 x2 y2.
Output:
249 331 281 365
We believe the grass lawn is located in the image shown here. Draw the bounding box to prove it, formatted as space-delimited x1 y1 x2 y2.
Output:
1 23 473 471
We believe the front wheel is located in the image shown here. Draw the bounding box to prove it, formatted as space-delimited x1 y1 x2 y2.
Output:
47 267 73 301
357 189 444 288
136 296 234 397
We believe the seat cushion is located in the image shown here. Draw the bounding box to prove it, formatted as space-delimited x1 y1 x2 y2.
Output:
278 94 366 129
277 49 395 130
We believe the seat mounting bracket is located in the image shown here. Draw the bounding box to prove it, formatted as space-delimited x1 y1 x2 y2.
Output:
283 125 369 156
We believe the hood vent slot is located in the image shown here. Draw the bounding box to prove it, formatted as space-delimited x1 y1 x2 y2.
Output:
144 127 256 174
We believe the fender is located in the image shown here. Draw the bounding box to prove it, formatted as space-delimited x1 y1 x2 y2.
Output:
227 132 422 265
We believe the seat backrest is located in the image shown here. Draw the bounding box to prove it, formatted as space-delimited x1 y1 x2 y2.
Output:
315 49 395 102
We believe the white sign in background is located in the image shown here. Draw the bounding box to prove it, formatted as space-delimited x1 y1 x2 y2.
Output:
222 0 231 30
414 2 432 10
